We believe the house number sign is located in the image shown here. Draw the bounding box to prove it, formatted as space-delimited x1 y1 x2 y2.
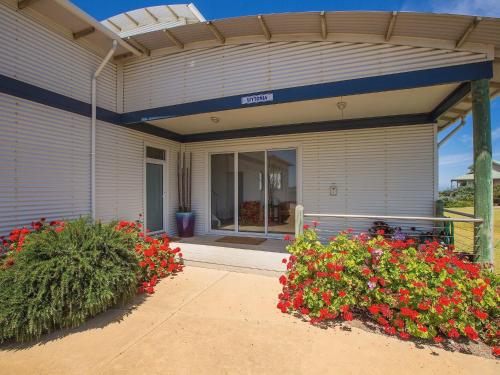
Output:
241 93 274 105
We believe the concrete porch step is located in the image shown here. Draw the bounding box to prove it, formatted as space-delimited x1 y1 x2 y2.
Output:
170 236 289 272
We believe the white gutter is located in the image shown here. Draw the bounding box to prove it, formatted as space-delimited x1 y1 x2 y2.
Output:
91 40 118 220
187 3 206 22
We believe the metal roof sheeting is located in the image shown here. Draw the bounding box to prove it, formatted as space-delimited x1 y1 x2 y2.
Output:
11 1 500 58
101 4 205 38
118 11 500 55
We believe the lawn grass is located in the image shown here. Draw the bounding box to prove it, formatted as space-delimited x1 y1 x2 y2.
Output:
446 206 499 271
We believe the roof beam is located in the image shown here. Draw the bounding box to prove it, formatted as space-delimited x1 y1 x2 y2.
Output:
257 15 271 41
163 29 184 49
165 5 179 20
106 19 122 32
124 12 140 27
206 21 225 44
17 0 39 9
144 8 159 23
448 108 468 115
441 115 456 122
320 11 327 39
113 52 134 61
126 37 149 56
385 11 398 41
456 17 482 48
72 26 95 40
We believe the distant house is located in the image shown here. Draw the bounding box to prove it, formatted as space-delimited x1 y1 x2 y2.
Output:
451 160 500 187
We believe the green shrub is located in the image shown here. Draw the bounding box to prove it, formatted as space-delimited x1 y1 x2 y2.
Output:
0 218 140 342
439 186 474 208
439 185 500 207
278 228 499 353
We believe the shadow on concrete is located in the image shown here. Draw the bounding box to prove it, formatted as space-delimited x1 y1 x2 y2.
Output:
0 273 180 351
290 310 492 359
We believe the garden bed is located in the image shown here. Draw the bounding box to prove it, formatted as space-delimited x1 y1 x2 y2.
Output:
277 226 499 357
0 218 183 343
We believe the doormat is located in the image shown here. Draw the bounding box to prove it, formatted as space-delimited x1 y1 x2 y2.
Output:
215 236 267 245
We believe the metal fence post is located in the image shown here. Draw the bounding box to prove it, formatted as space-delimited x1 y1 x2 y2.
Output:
295 204 304 238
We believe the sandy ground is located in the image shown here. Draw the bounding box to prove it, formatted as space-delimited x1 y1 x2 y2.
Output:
0 266 498 375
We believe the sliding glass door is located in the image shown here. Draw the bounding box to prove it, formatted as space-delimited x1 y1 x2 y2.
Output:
210 149 296 236
210 153 235 231
238 151 265 233
267 149 297 234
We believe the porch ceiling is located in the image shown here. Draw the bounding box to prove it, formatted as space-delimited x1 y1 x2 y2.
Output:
145 83 458 135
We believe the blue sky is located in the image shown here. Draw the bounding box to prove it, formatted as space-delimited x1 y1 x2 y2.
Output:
74 0 500 190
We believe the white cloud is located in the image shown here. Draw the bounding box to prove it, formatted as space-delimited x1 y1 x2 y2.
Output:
492 127 500 141
459 134 472 144
431 0 500 17
439 153 471 166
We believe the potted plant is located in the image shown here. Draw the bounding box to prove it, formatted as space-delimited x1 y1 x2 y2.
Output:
176 151 195 237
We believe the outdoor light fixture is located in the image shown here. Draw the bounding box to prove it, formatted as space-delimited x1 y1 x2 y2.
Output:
210 116 220 123
337 98 347 119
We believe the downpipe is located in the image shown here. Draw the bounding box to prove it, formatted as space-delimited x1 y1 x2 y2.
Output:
91 41 117 220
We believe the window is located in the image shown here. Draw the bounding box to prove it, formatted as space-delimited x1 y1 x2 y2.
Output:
146 146 165 160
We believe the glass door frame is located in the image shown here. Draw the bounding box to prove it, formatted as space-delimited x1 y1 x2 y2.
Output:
144 144 168 235
208 147 298 238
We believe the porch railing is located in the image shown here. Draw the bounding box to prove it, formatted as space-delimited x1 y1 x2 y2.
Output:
294 205 483 259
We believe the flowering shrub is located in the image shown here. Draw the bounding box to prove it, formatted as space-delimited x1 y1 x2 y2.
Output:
0 217 183 342
114 220 183 294
277 227 499 356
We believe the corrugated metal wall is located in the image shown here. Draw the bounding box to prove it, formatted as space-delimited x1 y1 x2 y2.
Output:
123 41 487 112
0 2 117 112
0 93 91 234
95 122 180 234
185 124 436 237
0 3 184 236
0 91 181 236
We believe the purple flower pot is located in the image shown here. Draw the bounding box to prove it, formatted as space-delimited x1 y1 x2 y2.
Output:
176 211 195 237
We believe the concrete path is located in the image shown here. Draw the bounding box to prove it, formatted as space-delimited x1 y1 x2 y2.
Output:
0 266 497 375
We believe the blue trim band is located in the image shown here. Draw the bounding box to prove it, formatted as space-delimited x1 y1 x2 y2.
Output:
0 73 120 124
0 73 181 141
430 82 471 121
120 61 493 124
0 60 492 142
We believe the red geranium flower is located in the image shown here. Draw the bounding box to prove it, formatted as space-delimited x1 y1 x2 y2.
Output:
464 326 478 340
279 275 287 285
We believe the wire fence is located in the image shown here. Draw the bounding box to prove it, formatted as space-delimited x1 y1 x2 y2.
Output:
297 209 482 255
443 208 479 254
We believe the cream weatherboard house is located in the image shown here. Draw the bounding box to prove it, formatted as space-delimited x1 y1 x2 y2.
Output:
0 1 498 266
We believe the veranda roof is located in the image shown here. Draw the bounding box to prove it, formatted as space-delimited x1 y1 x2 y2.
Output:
13 2 500 131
